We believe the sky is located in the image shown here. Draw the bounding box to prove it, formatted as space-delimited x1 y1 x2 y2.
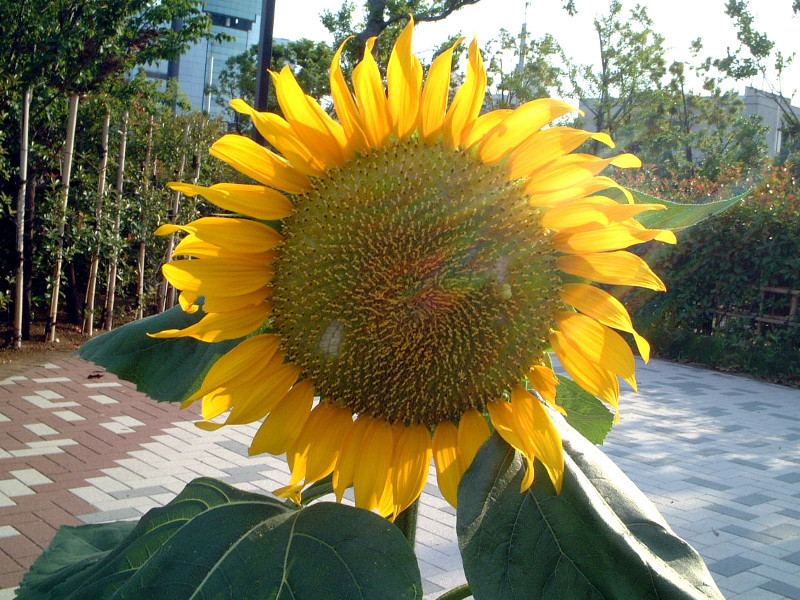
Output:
270 0 799 101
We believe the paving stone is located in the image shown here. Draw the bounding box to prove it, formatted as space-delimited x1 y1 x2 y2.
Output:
760 580 800 600
710 555 761 576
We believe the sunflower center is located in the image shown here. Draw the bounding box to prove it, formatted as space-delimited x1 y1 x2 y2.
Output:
271 142 561 426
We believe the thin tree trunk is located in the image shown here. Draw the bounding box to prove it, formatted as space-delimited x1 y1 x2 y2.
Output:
22 177 36 340
46 93 80 342
103 111 128 331
12 86 32 349
135 115 156 321
83 111 110 336
159 122 190 312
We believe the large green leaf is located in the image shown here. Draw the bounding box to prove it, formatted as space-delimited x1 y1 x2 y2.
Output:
458 427 724 600
18 478 422 600
631 188 747 231
556 375 615 444
77 304 243 403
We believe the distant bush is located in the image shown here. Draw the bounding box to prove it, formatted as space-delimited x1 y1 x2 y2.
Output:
630 164 800 386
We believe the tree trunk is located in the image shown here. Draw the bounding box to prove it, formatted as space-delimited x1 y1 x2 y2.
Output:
158 122 190 312
83 111 111 336
103 111 128 331
12 86 32 349
135 115 156 321
22 177 36 340
46 93 80 342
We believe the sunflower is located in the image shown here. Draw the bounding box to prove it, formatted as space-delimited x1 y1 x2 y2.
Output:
154 19 674 519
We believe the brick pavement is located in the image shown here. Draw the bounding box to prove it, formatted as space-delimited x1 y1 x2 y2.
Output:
0 355 799 599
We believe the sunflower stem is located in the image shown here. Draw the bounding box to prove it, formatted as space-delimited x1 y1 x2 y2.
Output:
393 498 420 547
435 584 472 600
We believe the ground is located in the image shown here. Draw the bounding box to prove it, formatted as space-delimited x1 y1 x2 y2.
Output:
0 322 88 378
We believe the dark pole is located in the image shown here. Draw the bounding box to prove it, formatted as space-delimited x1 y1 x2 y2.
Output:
254 0 276 145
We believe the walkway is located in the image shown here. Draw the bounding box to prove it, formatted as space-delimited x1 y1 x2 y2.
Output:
0 356 799 599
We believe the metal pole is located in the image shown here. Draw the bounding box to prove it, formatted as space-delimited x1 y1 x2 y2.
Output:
254 0 276 144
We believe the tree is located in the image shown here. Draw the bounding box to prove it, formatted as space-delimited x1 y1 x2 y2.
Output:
0 0 215 344
571 0 667 153
711 0 800 161
484 29 569 109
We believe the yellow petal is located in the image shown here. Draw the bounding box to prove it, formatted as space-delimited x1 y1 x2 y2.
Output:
432 422 461 507
541 198 666 232
391 423 432 517
226 366 302 425
560 283 651 361
201 287 271 313
181 334 280 406
486 398 536 490
457 409 490 471
178 291 200 314
209 135 310 194
167 182 295 221
525 153 641 196
554 222 676 254
330 38 370 153
528 364 561 408
507 128 615 180
333 416 370 501
353 37 391 147
288 402 354 489
511 386 564 492
529 176 633 207
550 330 620 414
202 350 293 425
162 258 273 297
271 66 347 167
462 110 511 149
420 39 463 144
353 418 395 512
555 311 637 390
170 217 283 254
443 37 486 149
148 302 271 343
557 251 666 291
479 99 577 164
387 17 423 141
229 99 325 176
249 380 315 456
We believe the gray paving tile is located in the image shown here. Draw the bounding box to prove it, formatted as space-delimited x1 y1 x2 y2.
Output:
710 555 761 576
760 580 800 600
733 493 776 506
707 503 760 521
685 476 732 492
721 525 783 544
776 473 800 484
760 524 800 541
109 485 171 500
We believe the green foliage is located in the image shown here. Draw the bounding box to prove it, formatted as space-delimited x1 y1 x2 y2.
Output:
632 165 800 386
553 376 614 445
457 430 725 600
18 478 423 600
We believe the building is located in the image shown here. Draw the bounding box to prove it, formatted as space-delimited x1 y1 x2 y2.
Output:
742 86 800 158
144 0 263 117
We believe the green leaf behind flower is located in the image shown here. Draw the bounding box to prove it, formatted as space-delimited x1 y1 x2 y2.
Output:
630 188 748 231
77 304 243 403
18 478 423 600
556 375 615 444
458 427 725 600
